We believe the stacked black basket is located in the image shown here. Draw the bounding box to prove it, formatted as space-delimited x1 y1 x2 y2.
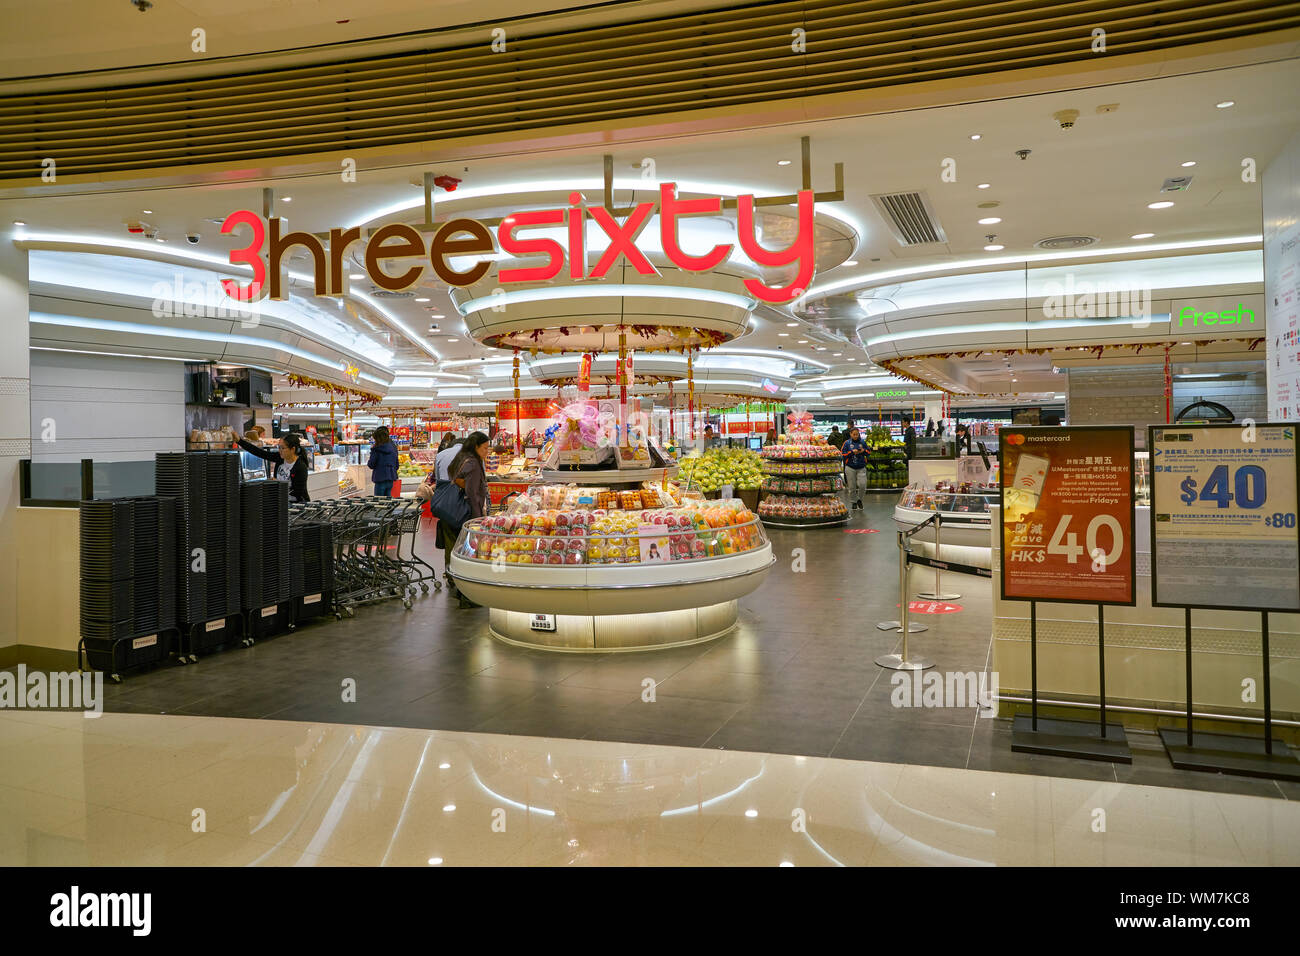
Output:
78 496 177 676
241 480 290 637
155 451 242 654
290 521 335 620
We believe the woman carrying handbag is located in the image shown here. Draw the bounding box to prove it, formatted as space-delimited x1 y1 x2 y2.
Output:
432 431 490 608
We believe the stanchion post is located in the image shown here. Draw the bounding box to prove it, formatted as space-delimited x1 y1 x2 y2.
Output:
917 514 960 601
875 531 932 670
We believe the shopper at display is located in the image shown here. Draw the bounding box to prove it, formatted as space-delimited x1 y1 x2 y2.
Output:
765 427 777 445
827 425 843 449
448 431 491 609
925 419 936 437
234 432 310 502
435 436 463 483
954 423 973 456
902 419 918 460
367 426 399 497
840 426 870 510
702 425 719 449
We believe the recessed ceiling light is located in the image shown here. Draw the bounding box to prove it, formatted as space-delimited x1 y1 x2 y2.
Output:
785 322 798 327
429 313 445 318
447 338 459 342
439 762 451 769
12 220 25 226
977 183 991 189
978 217 1002 225
155 237 165 242
281 196 292 203
832 353 842 357
969 134 982 141
1181 161 1197 167
1180 341 1192 345
797 340 808 344
1131 232 1155 239
1215 100 1235 109
777 333 789 337
349 273 364 280
745 809 758 818
847 358 856 362
815 346 827 351
779 861 795 867
777 159 792 166
844 260 858 266
984 244 1004 251
1148 201 1174 209
142 209 153 214
415 297 430 302
442 804 456 812
427 857 443 865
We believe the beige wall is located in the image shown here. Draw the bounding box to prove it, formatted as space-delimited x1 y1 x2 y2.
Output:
11 506 80 663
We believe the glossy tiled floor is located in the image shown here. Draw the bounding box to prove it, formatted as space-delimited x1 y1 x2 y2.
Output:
84 497 1299 801
3 709 1298 866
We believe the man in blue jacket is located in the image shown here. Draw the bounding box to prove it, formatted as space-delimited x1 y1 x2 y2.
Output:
368 425 400 496
841 426 870 510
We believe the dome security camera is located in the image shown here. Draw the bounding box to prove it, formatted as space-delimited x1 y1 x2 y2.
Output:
1015 149 1032 160
185 233 201 244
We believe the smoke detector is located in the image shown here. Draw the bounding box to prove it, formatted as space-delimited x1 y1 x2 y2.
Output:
1054 109 1080 130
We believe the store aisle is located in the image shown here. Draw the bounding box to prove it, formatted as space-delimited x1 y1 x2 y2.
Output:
2 709 1297 866
71 501 1298 801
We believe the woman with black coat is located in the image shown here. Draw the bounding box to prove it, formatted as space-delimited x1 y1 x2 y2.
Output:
367 425 400 497
235 431 311 502
446 431 491 608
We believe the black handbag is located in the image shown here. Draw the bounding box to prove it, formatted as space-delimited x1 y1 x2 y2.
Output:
430 478 471 530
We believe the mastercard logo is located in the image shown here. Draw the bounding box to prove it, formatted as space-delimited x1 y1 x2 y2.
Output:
1006 434 1025 445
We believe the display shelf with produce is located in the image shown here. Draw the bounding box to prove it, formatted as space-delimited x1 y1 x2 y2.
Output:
862 443 909 492
448 490 773 650
756 409 848 528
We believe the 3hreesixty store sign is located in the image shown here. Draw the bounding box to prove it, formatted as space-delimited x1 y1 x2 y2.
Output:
219 184 816 306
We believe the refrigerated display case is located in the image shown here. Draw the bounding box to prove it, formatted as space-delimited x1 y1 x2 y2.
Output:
448 493 773 650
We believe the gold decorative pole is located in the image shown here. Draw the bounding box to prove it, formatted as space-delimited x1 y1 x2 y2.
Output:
512 349 522 455
687 349 696 442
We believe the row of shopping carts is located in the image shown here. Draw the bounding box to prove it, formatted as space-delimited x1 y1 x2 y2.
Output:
288 496 439 618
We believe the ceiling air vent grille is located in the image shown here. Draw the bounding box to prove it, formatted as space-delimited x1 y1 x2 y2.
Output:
1034 235 1098 250
870 191 947 246
2 1 1298 181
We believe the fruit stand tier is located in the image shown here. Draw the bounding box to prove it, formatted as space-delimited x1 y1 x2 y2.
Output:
759 513 849 528
759 485 844 498
539 466 678 486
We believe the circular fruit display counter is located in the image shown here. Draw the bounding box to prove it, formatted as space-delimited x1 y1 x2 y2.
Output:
449 499 773 651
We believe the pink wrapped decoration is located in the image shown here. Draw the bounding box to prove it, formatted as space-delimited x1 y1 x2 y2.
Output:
556 400 600 451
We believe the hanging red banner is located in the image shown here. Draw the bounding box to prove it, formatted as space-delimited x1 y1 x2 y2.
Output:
578 353 592 393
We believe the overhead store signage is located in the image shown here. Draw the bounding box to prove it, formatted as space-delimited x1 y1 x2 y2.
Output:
497 398 553 420
1149 423 1299 611
999 425 1136 605
875 389 909 398
218 184 816 306
1176 303 1256 328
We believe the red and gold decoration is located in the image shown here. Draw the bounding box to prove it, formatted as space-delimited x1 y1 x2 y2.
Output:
285 373 382 404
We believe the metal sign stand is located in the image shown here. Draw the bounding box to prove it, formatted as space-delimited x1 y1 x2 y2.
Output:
876 525 932 671
1011 601 1131 762
916 514 961 601
1158 608 1300 780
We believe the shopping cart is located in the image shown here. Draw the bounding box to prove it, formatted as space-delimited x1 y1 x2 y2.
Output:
289 497 429 618
385 498 441 595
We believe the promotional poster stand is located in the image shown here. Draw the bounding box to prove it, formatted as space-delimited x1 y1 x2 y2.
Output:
1001 426 1135 763
1149 423 1300 780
